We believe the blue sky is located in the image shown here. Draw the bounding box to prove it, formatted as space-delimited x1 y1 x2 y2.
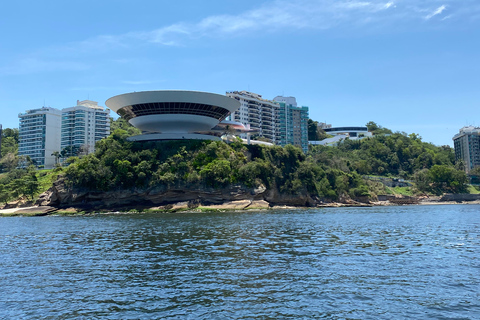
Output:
1 0 479 146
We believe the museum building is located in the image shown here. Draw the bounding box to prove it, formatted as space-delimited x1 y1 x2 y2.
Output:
106 90 241 141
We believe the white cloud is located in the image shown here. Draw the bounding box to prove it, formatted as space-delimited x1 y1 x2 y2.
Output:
2 0 478 76
127 0 399 45
122 80 154 85
425 5 447 20
0 57 89 75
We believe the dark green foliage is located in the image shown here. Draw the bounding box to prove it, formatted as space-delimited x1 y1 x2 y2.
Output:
1 128 20 173
63 131 371 201
0 165 40 202
307 119 329 141
414 165 468 195
1 128 19 158
310 131 455 178
365 121 393 135
62 123 467 200
110 117 142 137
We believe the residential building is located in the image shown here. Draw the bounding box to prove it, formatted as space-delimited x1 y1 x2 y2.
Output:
317 122 332 130
61 100 111 156
273 96 309 152
226 91 278 143
453 126 480 173
18 107 62 169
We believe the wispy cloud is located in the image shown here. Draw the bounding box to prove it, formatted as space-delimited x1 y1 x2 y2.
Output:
86 0 476 47
122 80 156 85
135 0 399 45
425 5 447 20
2 0 479 76
0 57 89 75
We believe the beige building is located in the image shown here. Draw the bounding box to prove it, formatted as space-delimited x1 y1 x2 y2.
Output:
226 91 278 143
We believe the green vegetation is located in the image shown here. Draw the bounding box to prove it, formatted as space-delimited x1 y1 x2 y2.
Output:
1 128 19 158
308 125 467 195
307 119 330 141
0 120 475 207
64 129 368 200
0 166 62 205
388 187 415 197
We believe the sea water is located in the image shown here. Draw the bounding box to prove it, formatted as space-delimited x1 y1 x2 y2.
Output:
0 205 478 319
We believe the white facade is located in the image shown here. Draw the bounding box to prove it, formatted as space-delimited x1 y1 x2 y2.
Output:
61 100 110 156
18 107 62 169
309 126 373 146
453 126 480 173
106 90 240 141
226 91 278 143
273 96 297 107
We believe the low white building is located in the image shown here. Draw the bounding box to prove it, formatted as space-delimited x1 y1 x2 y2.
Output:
18 107 62 169
309 126 372 146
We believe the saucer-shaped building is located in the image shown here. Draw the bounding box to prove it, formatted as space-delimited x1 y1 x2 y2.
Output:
106 90 241 141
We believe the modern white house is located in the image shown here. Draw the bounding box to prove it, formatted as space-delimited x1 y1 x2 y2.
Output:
105 90 241 141
18 107 62 169
309 126 372 146
61 100 111 156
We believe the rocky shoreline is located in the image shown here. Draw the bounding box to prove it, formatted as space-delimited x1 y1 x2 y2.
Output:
1 197 479 217
1 178 479 216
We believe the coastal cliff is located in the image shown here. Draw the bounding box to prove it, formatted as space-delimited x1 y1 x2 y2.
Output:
36 177 325 210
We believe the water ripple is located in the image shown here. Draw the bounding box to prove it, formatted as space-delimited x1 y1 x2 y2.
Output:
0 205 479 319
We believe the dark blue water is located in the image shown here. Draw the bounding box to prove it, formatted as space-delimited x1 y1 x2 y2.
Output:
0 205 479 319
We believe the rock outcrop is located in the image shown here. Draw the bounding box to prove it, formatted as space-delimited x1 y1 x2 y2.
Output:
36 177 373 210
36 178 283 209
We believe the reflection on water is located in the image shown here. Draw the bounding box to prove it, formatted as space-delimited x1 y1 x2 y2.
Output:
0 205 479 319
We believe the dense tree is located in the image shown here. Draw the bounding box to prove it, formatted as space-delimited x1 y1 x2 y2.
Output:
307 119 329 141
414 165 468 195
1 128 19 159
25 122 470 204
310 130 455 177
110 117 141 137
365 121 393 135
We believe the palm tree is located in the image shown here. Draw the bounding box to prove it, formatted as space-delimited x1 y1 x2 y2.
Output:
51 151 60 166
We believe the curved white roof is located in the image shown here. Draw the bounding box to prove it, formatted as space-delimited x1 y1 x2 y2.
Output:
105 90 241 134
106 90 240 113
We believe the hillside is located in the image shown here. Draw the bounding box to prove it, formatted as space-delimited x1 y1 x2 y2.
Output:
0 122 471 209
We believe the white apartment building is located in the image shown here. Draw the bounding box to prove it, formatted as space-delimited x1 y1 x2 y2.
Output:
273 96 309 152
453 126 480 173
18 107 62 169
226 91 278 143
61 100 111 156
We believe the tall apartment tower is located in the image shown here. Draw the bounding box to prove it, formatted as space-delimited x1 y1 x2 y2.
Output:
18 107 62 169
273 96 309 153
226 91 278 143
453 126 480 173
61 100 111 156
